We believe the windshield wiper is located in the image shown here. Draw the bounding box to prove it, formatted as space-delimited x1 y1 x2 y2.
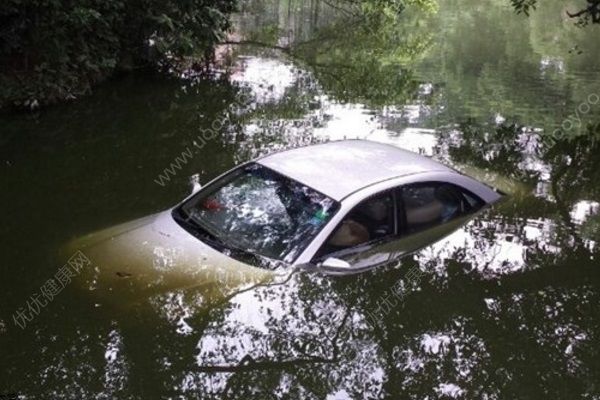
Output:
173 208 278 269
173 208 227 248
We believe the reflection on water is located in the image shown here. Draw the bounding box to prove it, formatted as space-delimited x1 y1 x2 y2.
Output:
1 0 600 398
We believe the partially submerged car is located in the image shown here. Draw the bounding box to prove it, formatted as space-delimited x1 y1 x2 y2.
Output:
67 140 502 299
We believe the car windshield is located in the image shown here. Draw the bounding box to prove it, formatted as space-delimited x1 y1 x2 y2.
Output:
176 163 339 263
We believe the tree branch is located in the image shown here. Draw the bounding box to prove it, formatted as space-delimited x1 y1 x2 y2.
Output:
566 0 600 23
219 40 291 53
196 355 339 373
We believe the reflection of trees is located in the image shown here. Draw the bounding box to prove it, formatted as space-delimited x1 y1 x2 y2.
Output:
214 0 440 160
89 5 600 397
15 169 600 399
160 237 598 399
152 272 376 398
415 0 600 131
129 119 600 399
512 0 600 26
7 1 600 395
224 0 436 107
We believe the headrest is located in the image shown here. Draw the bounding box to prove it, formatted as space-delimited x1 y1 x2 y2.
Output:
328 220 370 247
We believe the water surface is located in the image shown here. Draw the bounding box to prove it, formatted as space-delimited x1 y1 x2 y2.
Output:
1 0 600 398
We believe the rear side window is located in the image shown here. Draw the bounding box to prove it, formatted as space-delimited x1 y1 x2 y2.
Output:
400 182 484 235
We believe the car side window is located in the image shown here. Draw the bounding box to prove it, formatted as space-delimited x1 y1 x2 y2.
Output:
400 182 484 235
315 191 395 259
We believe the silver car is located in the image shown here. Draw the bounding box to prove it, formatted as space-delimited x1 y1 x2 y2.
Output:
67 140 502 298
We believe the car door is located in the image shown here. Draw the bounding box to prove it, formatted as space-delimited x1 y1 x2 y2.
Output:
388 181 486 260
311 190 399 271
311 182 486 272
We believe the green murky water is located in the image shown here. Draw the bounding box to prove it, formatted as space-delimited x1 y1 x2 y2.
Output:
1 0 600 398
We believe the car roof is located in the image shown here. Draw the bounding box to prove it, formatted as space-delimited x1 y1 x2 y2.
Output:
256 139 453 201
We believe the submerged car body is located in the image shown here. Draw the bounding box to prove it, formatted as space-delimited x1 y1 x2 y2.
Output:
66 140 503 300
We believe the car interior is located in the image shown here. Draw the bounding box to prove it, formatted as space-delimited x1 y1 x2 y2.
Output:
320 193 394 254
402 183 483 234
315 183 484 260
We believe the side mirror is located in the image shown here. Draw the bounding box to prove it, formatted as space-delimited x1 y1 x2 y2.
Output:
320 257 352 271
190 173 202 194
294 257 353 275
